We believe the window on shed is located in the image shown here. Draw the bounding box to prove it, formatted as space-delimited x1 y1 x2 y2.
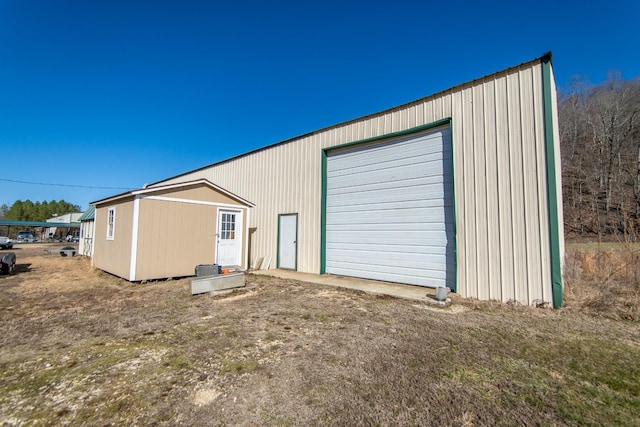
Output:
220 213 236 240
106 207 116 240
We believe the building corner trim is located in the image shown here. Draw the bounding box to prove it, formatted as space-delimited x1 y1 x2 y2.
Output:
541 55 563 308
447 119 457 293
129 196 141 281
320 151 327 274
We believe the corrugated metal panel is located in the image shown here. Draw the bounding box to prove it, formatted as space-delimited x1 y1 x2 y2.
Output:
483 78 502 301
507 69 528 303
78 205 96 221
494 74 513 302
154 57 558 306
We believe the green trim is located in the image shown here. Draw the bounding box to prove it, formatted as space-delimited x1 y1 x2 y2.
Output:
324 118 452 155
320 118 455 281
541 54 563 309
276 215 281 268
320 151 327 274
293 214 298 270
0 220 80 227
277 213 298 270
448 120 457 293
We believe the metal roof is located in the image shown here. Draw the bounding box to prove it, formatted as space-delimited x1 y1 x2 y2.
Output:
78 205 95 221
151 54 553 188
91 178 255 207
0 220 80 227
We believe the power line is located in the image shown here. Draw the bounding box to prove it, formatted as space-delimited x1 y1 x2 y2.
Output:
0 178 131 190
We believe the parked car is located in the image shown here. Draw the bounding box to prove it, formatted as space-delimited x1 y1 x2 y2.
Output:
0 252 15 274
16 231 36 242
0 236 13 249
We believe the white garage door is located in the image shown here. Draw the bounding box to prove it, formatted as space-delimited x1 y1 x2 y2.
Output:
325 126 454 288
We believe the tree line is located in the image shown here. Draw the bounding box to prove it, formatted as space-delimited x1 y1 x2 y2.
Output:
559 73 640 238
0 200 82 222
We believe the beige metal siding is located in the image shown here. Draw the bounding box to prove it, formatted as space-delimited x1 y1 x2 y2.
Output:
156 59 559 305
93 200 134 279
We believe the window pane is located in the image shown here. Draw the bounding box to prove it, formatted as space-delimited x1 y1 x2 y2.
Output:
107 207 116 240
220 213 236 240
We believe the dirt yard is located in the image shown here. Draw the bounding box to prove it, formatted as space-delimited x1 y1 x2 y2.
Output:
1 244 639 426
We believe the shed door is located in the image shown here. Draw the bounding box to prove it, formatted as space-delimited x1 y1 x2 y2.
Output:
325 126 454 288
217 210 241 266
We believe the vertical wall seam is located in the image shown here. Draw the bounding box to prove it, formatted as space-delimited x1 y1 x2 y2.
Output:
491 77 503 302
469 88 477 298
507 71 518 302
461 91 469 297
516 68 531 304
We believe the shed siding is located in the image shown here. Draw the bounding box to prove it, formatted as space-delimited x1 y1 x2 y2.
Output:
148 184 243 206
156 58 560 305
134 198 219 280
92 181 251 282
94 200 134 279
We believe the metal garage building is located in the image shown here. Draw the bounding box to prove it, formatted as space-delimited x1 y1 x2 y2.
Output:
147 54 564 307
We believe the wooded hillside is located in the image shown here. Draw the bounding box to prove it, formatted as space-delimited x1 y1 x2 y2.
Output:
559 73 640 238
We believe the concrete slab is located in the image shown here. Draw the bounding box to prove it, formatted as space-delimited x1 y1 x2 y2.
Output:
250 269 451 306
190 272 245 295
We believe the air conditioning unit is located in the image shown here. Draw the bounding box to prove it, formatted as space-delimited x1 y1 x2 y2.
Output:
195 264 221 277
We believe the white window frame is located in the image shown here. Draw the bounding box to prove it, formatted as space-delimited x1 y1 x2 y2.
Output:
220 212 237 240
106 207 116 240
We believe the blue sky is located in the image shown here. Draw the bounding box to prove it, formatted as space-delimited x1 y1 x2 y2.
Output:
1 0 638 212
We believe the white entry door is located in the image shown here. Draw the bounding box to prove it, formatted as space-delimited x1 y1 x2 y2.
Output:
217 210 241 266
278 214 297 270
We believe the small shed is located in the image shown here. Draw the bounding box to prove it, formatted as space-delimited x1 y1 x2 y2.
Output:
78 205 95 256
91 179 254 281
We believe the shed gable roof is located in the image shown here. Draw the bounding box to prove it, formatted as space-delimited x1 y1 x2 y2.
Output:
91 179 255 207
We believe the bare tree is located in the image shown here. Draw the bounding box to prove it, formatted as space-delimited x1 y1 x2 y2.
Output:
559 73 640 238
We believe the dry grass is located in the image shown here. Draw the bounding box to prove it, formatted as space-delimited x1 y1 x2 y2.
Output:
564 241 640 320
0 243 639 426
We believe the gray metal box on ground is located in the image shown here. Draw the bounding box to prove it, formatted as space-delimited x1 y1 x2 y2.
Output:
195 264 221 277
